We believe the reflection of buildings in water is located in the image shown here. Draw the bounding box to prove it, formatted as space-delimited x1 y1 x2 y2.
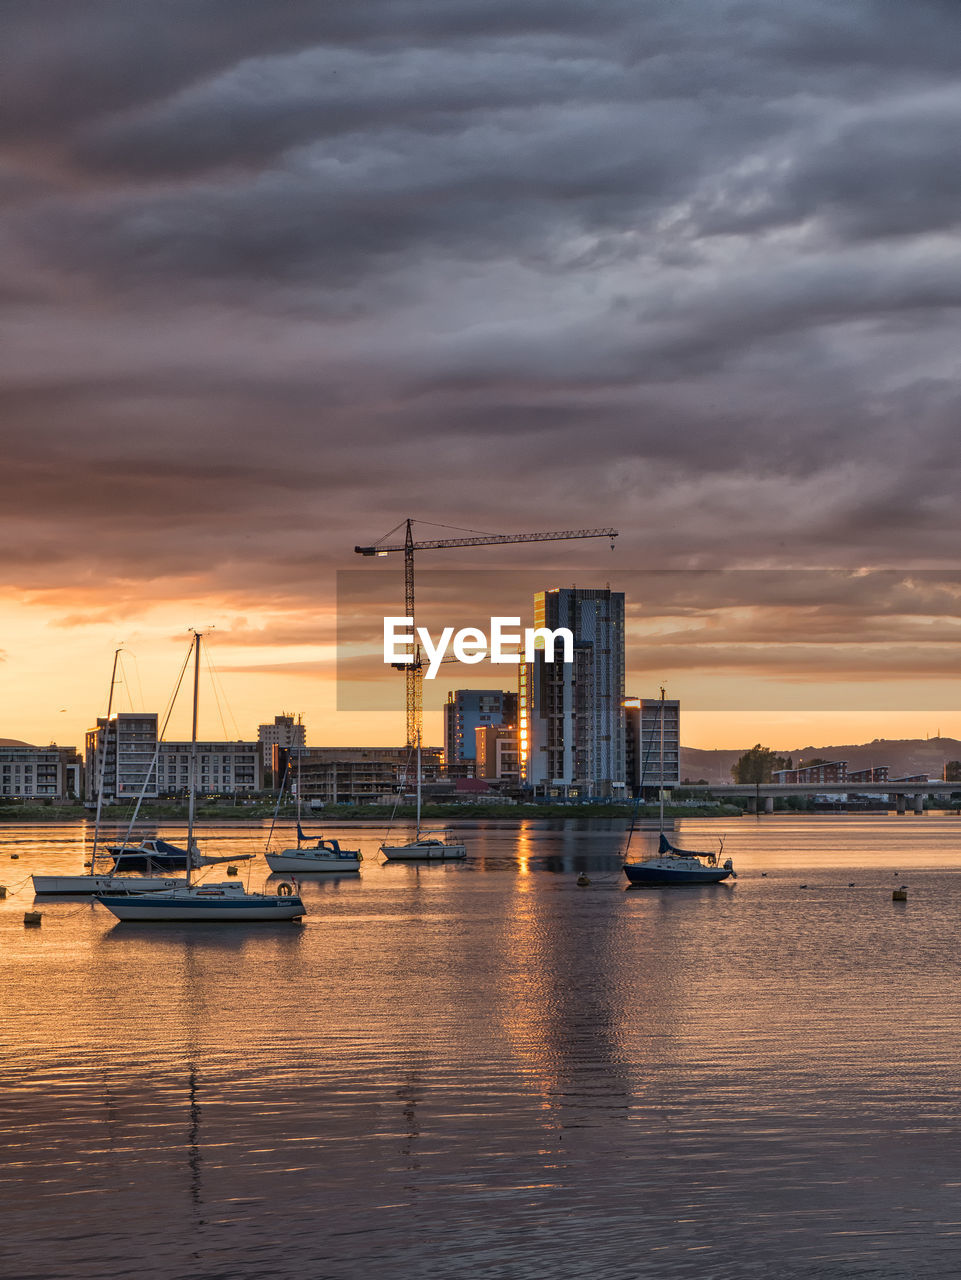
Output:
187 1063 202 1210
396 1070 422 1175
496 855 636 1132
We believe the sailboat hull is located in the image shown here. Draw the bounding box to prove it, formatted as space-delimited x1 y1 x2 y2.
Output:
96 885 305 921
265 848 361 872
623 858 733 886
381 841 467 861
33 874 182 896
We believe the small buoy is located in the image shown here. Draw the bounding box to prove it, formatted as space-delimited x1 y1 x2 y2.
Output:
0 885 7 899
761 872 767 877
23 911 42 927
848 882 855 887
893 887 908 902
84 861 92 868
799 884 808 889
226 865 238 876
576 873 590 886
10 853 19 860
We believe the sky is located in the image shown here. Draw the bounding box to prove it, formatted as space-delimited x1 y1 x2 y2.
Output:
2 0 961 751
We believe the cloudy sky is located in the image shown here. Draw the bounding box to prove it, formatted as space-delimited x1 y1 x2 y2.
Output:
2 0 961 749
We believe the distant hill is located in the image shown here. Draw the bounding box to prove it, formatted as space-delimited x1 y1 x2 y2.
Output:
680 738 961 784
0 738 33 748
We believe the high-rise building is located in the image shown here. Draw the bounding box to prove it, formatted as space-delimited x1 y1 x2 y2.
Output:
444 690 517 768
623 696 680 797
257 713 306 771
519 587 625 798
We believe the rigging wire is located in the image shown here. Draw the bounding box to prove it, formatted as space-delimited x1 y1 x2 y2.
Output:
383 742 417 843
112 637 195 854
201 636 242 743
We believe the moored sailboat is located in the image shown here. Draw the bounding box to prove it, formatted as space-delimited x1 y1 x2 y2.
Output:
32 648 182 897
265 753 361 873
380 735 466 861
623 688 734 886
97 632 305 923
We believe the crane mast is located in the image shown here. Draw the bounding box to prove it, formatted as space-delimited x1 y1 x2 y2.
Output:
355 519 619 748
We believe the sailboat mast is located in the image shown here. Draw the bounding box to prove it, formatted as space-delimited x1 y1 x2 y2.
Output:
416 731 422 841
296 748 302 849
91 647 122 871
185 631 201 888
659 686 665 834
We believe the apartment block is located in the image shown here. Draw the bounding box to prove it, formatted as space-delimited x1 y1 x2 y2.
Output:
86 713 261 799
623 696 680 796
296 746 443 805
520 587 626 798
257 713 306 771
444 690 517 767
0 745 82 800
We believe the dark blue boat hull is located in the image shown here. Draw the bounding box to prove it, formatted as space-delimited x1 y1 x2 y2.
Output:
623 863 733 886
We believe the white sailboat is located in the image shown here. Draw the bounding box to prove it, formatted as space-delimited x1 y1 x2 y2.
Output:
265 751 361 873
97 632 306 922
32 648 182 897
381 734 466 861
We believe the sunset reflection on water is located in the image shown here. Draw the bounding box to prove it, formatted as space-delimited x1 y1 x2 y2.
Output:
3 816 961 1278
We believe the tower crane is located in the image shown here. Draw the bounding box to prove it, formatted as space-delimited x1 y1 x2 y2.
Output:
355 520 619 747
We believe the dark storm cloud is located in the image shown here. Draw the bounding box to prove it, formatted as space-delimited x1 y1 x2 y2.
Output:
3 0 961 646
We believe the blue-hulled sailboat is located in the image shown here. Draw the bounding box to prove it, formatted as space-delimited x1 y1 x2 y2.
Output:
623 688 735 887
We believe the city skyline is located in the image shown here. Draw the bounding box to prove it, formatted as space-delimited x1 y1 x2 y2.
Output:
5 564 961 752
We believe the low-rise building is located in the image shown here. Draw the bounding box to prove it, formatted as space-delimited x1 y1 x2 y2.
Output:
0 744 82 799
297 747 443 805
474 725 520 783
772 761 848 785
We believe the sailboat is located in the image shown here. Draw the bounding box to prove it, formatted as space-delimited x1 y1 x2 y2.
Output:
32 648 182 897
97 632 306 922
265 751 361 873
381 734 466 861
623 688 735 886
106 838 253 873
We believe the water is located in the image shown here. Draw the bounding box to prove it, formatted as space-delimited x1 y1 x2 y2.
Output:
3 815 961 1279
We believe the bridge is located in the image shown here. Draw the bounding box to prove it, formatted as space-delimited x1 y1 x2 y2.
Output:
680 782 961 813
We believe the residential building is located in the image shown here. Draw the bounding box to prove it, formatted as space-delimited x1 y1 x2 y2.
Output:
519 587 626 798
86 712 261 800
847 767 890 784
772 761 848 785
623 696 680 797
257 713 306 771
474 725 520 783
444 690 517 768
296 746 443 806
154 740 261 795
86 713 160 801
0 744 82 800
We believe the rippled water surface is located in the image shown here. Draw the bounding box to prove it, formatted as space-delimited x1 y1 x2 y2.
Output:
4 815 961 1278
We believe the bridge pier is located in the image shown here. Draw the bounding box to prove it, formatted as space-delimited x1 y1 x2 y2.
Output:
896 795 906 815
914 793 924 815
764 796 774 814
747 796 757 814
